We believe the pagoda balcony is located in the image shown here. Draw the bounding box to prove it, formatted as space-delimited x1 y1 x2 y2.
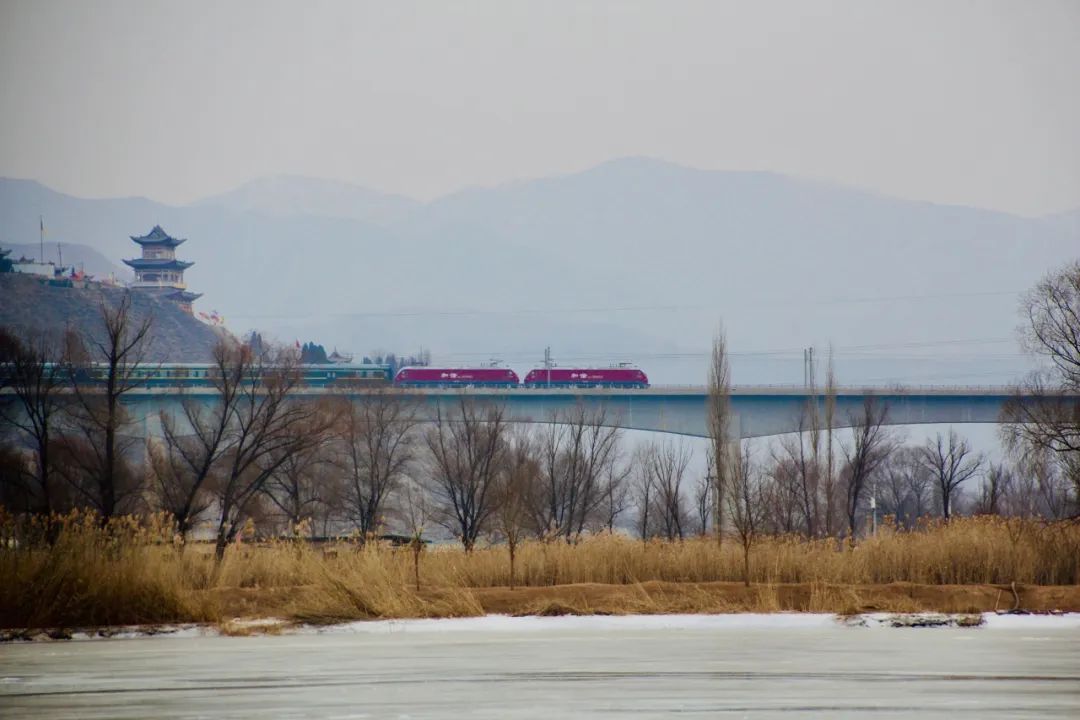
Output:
123 258 194 271
132 279 188 290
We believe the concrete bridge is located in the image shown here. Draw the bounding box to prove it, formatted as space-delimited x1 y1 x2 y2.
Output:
123 385 1022 439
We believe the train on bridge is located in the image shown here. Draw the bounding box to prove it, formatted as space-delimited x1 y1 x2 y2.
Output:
31 362 651 390
395 365 649 389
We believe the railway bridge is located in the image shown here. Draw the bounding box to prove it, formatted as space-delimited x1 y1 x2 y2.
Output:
124 385 1022 439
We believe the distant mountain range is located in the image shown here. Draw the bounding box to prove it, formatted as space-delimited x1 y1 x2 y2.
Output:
194 175 419 226
1 159 1077 384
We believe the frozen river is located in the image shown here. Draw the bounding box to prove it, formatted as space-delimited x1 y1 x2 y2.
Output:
2 614 1079 718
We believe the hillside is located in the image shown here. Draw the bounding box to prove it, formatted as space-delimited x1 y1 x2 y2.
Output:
0 273 223 362
1 161 1077 384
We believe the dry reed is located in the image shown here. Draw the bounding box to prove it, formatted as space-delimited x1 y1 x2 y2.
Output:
2 511 1077 629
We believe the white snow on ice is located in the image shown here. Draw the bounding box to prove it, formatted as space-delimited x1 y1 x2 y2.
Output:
312 612 1080 635
11 612 1080 643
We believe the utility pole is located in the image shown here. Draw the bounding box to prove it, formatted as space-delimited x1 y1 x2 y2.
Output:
39 215 44 263
544 346 552 387
808 346 815 387
803 347 815 387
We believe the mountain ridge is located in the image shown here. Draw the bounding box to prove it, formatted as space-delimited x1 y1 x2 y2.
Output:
2 160 1077 384
192 174 420 226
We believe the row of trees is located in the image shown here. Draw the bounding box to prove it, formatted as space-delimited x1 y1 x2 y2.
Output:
2 260 1078 570
1 291 153 520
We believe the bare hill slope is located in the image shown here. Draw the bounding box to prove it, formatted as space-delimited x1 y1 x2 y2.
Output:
0 273 223 362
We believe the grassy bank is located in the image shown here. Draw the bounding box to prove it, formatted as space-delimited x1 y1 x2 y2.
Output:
2 512 1079 629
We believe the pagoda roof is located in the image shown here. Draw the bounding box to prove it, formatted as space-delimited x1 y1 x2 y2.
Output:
131 225 186 247
166 290 203 302
123 257 194 271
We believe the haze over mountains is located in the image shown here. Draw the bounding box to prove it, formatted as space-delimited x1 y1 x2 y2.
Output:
1 158 1076 385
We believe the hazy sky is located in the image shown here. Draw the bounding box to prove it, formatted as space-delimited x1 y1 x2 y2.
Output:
1 0 1078 215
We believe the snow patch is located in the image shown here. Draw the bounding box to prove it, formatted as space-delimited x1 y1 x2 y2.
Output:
981 612 1080 629
315 613 842 635
8 612 1080 642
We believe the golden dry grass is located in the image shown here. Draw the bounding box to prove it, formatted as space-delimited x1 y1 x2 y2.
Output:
1 512 1078 629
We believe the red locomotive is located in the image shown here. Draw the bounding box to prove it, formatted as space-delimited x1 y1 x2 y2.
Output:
522 366 649 389
393 366 521 388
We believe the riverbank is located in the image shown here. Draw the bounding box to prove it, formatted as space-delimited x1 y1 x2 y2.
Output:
5 608 1080 643
207 578 1080 626
3 513 1078 630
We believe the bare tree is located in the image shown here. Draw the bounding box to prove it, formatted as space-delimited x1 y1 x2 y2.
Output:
919 430 982 521
0 327 71 513
772 408 823 537
262 399 340 535
641 438 693 541
631 445 655 541
1031 451 1078 519
596 450 631 533
822 348 839 537
64 292 153 518
211 347 326 559
424 396 507 551
0 442 37 513
725 442 764 586
879 446 934 528
840 397 895 540
976 462 1012 516
1004 444 1077 520
152 341 243 538
762 451 801 534
707 323 733 545
498 429 538 589
531 403 622 541
337 390 420 539
692 452 714 536
1002 260 1080 505
400 478 430 591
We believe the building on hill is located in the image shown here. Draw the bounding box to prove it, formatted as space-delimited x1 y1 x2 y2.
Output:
123 225 202 313
328 348 354 364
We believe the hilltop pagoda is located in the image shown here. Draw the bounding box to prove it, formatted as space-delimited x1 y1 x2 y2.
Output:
123 225 201 312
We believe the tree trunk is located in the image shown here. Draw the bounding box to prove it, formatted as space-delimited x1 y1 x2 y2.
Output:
509 542 516 591
214 505 232 562
214 533 229 562
102 374 118 520
412 542 421 591
38 433 51 515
